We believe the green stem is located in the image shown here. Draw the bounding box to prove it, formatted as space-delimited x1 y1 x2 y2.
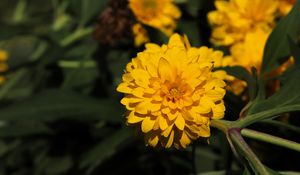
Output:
241 128 300 152
233 106 297 128
210 120 233 133
60 27 93 47
229 129 270 175
58 60 97 68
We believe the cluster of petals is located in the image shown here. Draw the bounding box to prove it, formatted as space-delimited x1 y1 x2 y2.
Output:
117 34 226 149
129 0 181 36
208 0 278 46
207 0 297 95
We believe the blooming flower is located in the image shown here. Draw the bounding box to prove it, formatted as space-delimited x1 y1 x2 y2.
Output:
129 0 181 36
117 34 226 149
132 23 150 47
208 0 278 46
225 29 270 72
0 49 8 85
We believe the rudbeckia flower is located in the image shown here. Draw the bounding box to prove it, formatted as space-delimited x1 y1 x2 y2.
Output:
117 34 226 149
129 0 181 36
208 0 278 46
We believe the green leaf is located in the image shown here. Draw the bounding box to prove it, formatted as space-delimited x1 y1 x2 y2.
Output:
79 0 108 26
0 89 123 123
0 121 53 137
261 1 300 74
237 65 300 127
79 128 132 172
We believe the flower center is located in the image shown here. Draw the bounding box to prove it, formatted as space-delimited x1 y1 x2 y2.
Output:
167 87 181 103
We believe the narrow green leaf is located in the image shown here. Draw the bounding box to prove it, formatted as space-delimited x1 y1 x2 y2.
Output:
261 1 300 74
236 65 300 127
0 89 123 123
0 121 53 137
79 0 108 26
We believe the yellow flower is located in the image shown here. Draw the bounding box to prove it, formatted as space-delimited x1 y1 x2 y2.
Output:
0 49 9 85
208 0 278 46
220 29 270 95
278 0 296 16
117 34 226 149
132 23 150 47
227 29 270 72
129 0 181 36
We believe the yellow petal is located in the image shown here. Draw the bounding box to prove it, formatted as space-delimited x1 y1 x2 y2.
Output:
180 132 191 148
127 111 144 124
158 57 175 82
159 116 168 130
148 135 159 147
165 130 174 148
168 34 185 48
141 117 155 133
168 110 178 121
131 69 150 88
135 101 150 114
198 124 210 137
175 113 185 130
116 83 132 93
132 87 145 98
162 124 173 137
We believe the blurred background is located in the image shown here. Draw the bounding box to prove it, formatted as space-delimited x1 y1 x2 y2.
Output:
0 0 299 175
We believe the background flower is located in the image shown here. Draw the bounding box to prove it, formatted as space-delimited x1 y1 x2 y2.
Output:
208 0 278 46
129 0 181 36
132 23 149 47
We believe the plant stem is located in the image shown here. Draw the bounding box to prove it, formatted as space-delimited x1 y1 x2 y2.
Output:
233 106 294 128
60 27 93 47
210 120 233 133
229 129 270 175
241 128 300 152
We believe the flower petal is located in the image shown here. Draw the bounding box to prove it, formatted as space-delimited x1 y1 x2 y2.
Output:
175 113 185 130
141 117 155 133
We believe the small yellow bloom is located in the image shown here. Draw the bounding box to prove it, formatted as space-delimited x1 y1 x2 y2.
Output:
117 34 226 149
208 0 278 46
278 0 296 16
132 23 150 47
0 49 9 85
227 29 270 72
220 29 270 95
129 0 181 36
